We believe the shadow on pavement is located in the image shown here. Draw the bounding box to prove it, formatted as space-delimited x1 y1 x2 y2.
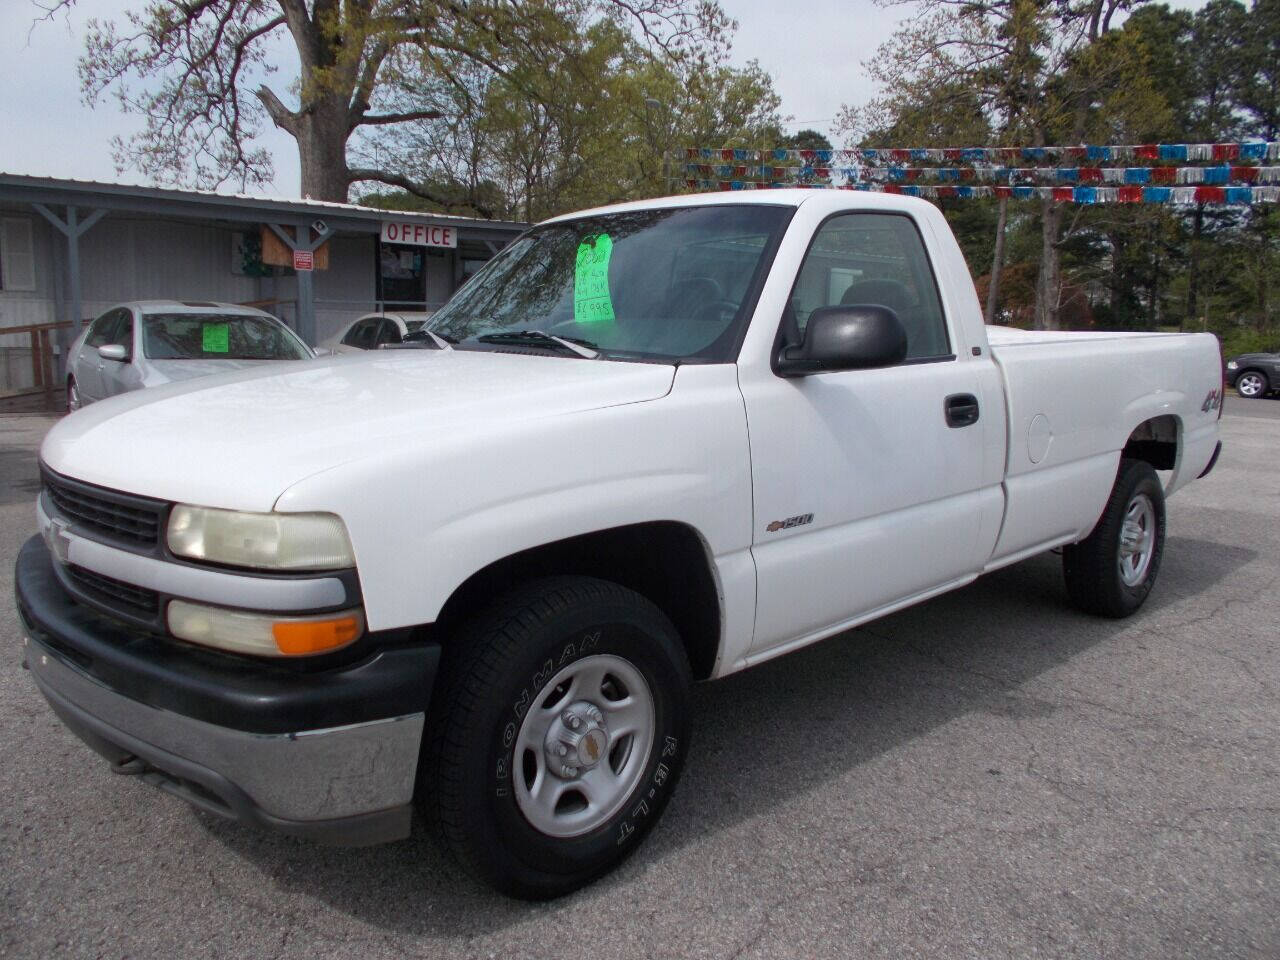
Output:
198 534 1253 934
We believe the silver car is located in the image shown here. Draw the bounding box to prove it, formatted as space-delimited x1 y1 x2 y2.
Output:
66 301 314 410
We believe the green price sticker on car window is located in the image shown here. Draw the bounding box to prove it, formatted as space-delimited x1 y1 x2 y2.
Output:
574 234 615 324
202 322 230 353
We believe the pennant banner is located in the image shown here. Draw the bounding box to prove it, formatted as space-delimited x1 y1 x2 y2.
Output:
680 163 1280 185
677 141 1280 167
676 179 1280 205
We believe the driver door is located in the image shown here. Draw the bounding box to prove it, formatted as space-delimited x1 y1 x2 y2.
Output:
739 211 1003 656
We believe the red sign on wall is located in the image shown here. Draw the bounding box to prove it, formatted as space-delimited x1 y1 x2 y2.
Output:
293 249 314 271
380 221 458 248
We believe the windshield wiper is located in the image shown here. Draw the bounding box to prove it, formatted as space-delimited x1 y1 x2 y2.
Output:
475 330 601 359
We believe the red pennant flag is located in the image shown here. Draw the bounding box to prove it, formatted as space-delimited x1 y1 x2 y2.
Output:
1231 166 1258 182
1135 144 1158 160
1053 186 1074 202
891 149 910 162
718 180 732 191
686 148 697 160
959 168 976 181
686 179 698 189
800 150 816 163
1212 143 1240 161
1064 146 1086 161
1194 186 1225 203
935 186 957 197
1078 167 1103 183
884 184 903 194
1151 166 1177 184
995 186 1013 198
943 149 961 161
906 168 921 181
1118 185 1142 203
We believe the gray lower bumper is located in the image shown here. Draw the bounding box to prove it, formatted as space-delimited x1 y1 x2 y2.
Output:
24 635 423 846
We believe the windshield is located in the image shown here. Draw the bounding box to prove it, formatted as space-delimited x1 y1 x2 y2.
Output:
427 205 792 362
143 314 311 361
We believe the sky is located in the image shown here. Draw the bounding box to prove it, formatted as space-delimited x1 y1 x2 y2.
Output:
0 0 1211 200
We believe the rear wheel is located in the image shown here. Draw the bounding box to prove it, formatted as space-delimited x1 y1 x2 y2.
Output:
1235 370 1268 399
1063 458 1166 618
425 576 691 899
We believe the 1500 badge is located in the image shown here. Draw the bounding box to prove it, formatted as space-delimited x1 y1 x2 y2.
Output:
766 513 814 533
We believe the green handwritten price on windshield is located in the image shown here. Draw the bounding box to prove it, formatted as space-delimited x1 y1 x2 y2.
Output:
202 322 230 354
574 234 615 324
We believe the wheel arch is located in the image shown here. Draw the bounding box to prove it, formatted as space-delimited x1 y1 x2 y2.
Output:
1121 413 1180 472
431 521 723 681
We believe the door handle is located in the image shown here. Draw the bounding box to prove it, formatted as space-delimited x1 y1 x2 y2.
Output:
945 393 980 428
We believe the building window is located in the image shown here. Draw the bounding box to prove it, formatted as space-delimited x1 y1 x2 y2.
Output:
0 218 36 291
378 243 425 308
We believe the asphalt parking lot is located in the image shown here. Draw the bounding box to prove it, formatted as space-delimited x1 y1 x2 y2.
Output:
2 402 1277 959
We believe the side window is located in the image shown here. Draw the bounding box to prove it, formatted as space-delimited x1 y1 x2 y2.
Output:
789 213 950 362
355 318 380 350
375 318 402 346
109 311 134 356
341 319 365 347
86 309 127 348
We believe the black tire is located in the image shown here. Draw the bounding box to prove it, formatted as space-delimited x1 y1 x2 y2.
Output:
1063 458 1166 618
1235 370 1269 399
425 576 691 899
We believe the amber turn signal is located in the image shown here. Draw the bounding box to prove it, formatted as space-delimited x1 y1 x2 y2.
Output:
273 615 363 656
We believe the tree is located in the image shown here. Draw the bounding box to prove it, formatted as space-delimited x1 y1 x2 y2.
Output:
40 0 731 206
839 0 1169 330
354 22 784 220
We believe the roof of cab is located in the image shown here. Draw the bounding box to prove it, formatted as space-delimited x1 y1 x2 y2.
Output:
538 188 931 226
123 300 277 317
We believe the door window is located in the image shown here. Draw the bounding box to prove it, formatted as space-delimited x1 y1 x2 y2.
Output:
85 310 125 348
788 213 950 361
108 311 134 358
375 318 403 347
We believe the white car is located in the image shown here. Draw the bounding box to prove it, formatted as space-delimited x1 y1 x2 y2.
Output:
320 311 436 354
20 191 1223 899
65 300 313 410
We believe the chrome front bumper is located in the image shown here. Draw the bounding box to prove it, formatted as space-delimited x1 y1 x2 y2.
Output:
24 632 423 845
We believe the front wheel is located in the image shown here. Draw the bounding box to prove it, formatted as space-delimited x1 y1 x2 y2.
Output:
1235 370 1269 399
425 576 691 899
1063 458 1166 618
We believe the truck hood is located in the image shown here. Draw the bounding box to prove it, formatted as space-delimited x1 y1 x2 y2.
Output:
42 350 676 511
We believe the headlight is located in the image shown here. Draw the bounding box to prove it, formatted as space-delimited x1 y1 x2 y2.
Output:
167 599 363 656
167 506 355 570
1226 360 1238 369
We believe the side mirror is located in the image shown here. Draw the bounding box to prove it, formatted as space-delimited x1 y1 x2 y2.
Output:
776 305 908 377
98 344 129 362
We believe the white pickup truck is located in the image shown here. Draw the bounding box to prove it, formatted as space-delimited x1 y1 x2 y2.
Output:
17 191 1223 898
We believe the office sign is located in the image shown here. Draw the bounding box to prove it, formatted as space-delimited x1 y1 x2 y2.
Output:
381 221 458 248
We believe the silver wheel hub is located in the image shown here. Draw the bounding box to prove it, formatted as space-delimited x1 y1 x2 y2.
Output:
1118 492 1156 587
513 653 655 838
544 701 609 778
1239 374 1262 396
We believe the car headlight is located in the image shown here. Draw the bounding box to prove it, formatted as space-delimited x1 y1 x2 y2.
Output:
1226 360 1238 369
167 505 355 570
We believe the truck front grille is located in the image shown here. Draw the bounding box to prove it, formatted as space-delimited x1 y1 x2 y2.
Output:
43 470 164 547
66 565 160 615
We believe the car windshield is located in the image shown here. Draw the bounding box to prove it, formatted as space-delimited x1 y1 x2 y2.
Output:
142 314 310 361
427 204 792 362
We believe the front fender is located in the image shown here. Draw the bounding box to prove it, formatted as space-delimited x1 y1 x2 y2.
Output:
274 365 755 632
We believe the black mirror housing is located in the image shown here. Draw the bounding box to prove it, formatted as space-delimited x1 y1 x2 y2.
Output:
776 305 908 377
